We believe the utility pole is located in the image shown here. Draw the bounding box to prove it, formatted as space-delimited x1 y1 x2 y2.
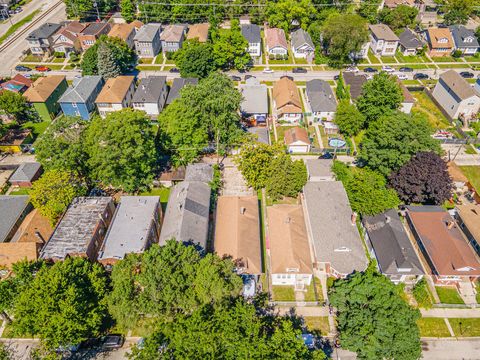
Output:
93 1 101 21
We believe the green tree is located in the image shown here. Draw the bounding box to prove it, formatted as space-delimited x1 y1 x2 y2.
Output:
444 0 474 24
266 153 307 201
212 24 251 71
97 41 121 79
356 72 403 123
84 109 157 192
329 265 421 360
12 258 108 351
265 0 317 33
81 43 98 75
35 116 89 177
0 91 30 123
379 5 419 29
0 343 14 360
322 13 369 67
357 0 381 23
335 72 350 101
120 0 136 22
361 112 441 176
334 100 365 137
29 170 87 225
174 39 217 78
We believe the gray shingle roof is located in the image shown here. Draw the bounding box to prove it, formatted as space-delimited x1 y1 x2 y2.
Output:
58 76 104 103
0 195 29 243
247 127 270 145
303 181 368 275
439 70 479 101
241 24 261 43
343 72 367 100
26 23 61 41
185 163 213 183
166 77 198 105
9 162 41 183
449 25 479 49
399 28 423 49
306 159 333 179
291 28 314 50
306 79 337 113
132 76 167 104
134 23 161 42
363 209 424 276
369 24 399 41
239 77 268 115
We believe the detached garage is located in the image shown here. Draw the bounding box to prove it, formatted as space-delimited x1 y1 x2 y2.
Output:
284 127 311 153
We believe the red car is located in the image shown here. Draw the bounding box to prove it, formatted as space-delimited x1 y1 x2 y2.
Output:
35 66 51 72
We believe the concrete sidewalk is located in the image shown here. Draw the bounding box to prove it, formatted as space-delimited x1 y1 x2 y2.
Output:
421 308 480 318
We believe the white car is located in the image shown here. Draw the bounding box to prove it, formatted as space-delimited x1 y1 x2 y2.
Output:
262 68 274 74
382 65 395 73
394 73 408 80
345 66 359 73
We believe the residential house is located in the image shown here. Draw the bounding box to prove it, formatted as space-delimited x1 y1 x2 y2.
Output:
98 196 162 266
134 23 162 58
398 80 415 114
239 77 268 125
186 23 210 43
267 205 313 288
265 27 288 58
369 24 399 56
272 76 302 122
398 28 424 56
291 28 315 59
0 74 33 93
241 24 262 58
160 24 187 53
350 42 370 60
51 21 86 56
158 167 185 188
23 75 68 121
450 25 479 56
78 22 111 51
132 76 169 118
405 206 480 284
26 23 61 56
108 23 136 48
363 209 424 284
0 195 30 243
58 75 105 120
165 77 198 105
247 127 270 145
384 0 415 8
95 76 136 118
305 79 337 121
284 127 310 153
9 162 42 187
432 70 480 122
184 163 213 183
455 203 480 256
239 15 251 25
111 12 126 24
303 181 368 278
306 159 334 182
0 129 32 153
425 27 454 57
342 72 367 100
40 197 115 261
214 196 262 276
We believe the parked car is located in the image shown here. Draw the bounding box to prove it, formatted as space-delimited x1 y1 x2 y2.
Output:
101 335 125 351
413 73 429 80
319 152 334 159
15 65 31 72
399 67 413 72
14 7 22 13
35 66 51 72
363 67 378 73
168 67 179 73
381 65 395 73
345 66 359 73
394 73 408 80
245 74 254 81
460 71 474 78
230 75 241 81
292 67 307 73
333 75 340 80
262 68 274 74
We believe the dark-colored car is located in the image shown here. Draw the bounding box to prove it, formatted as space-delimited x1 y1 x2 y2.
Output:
169 67 179 73
319 152 334 159
230 75 241 81
363 67 378 73
292 67 307 73
35 65 51 72
399 67 413 72
333 75 340 80
101 335 125 351
15 65 31 72
413 73 429 80
460 71 474 78
245 74 254 81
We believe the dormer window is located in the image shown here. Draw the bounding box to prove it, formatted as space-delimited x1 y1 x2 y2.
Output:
438 37 448 43
463 36 473 43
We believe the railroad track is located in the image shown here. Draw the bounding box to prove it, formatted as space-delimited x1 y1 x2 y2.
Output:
0 0 64 53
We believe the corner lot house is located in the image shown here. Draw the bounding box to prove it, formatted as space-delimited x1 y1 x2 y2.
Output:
267 204 312 289
24 75 68 121
239 77 268 124
166 77 198 105
432 70 480 122
186 23 210 43
265 27 288 58
455 203 480 256
134 23 162 58
450 25 479 55
0 195 30 243
272 77 302 122
284 127 310 153
406 206 480 284
108 23 136 48
305 79 337 121
369 24 399 56
241 24 262 58
215 196 262 275
398 28 424 56
306 159 334 182
303 181 368 278
291 28 314 59
26 23 61 56
78 22 111 51
363 209 424 284
41 197 115 261
59 76 105 120
98 196 162 266
132 76 169 118
95 76 136 118
9 162 42 187
425 27 454 57
160 24 187 53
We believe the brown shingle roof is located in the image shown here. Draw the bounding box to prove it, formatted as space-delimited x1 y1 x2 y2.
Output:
457 204 480 243
267 205 312 274
0 242 40 269
427 28 454 49
160 24 186 42
13 209 52 244
214 196 262 274
186 23 209 42
108 23 134 41
272 77 302 113
397 80 415 103
23 75 65 102
95 76 134 104
439 70 478 101
284 127 309 145
265 27 288 50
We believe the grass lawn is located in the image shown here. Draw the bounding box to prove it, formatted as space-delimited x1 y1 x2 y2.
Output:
274 125 296 143
22 120 49 140
294 57 308 64
154 53 164 64
435 286 464 304
413 278 434 309
437 63 470 69
395 52 425 63
0 10 40 45
9 187 30 195
477 281 480 303
367 49 381 64
136 65 162 71
449 318 480 337
411 91 450 129
140 187 170 211
381 56 397 63
271 285 295 301
304 277 323 302
130 317 157 337
138 57 153 64
307 126 320 149
464 145 478 155
402 79 421 85
417 318 451 337
268 65 295 71
459 166 480 193
269 55 292 64
433 56 460 63
45 64 64 70
51 57 65 63
353 129 365 148
162 65 176 71
304 317 330 335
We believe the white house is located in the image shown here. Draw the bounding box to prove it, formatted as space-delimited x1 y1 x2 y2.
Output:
284 127 311 153
132 76 169 118
305 79 337 121
95 76 135 118
291 28 315 59
265 27 288 57
350 42 370 60
241 24 262 58
369 24 399 56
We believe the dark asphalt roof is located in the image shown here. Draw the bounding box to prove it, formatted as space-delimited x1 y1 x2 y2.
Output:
241 24 261 43
132 76 167 103
399 28 423 49
166 77 198 105
0 195 29 243
26 23 61 41
9 162 41 183
449 25 479 49
343 72 367 100
306 79 337 113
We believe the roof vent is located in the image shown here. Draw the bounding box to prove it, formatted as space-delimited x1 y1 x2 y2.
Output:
285 217 291 224
446 221 455 230
240 207 246 215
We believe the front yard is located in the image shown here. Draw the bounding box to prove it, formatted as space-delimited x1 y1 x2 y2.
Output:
435 286 464 304
417 318 451 337
459 166 480 194
411 91 450 129
271 285 295 301
304 277 323 302
449 318 480 337
304 316 330 335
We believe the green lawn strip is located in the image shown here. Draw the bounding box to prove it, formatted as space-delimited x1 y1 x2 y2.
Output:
476 281 480 304
154 53 164 64
51 57 66 63
129 317 156 337
136 65 162 71
395 52 425 63
417 318 451 337
22 120 49 140
459 166 480 194
433 56 460 63
402 79 421 85
165 58 175 64
304 316 330 335
274 125 296 143
307 126 320 149
0 10 40 45
294 57 308 64
140 187 170 211
412 278 434 309
9 187 31 195
437 63 471 69
257 190 267 273
435 286 464 304
411 91 450 129
367 49 381 64
271 285 295 301
138 57 153 64
449 318 480 337
380 56 397 64
304 277 323 302
464 145 478 154
358 64 382 69
353 129 365 148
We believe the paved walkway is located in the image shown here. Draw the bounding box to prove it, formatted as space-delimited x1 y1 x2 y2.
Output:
421 308 480 318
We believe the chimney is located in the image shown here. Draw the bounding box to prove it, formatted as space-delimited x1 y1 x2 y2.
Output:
285 217 291 224
34 231 45 243
385 215 391 224
240 207 246 215
351 212 357 225
446 221 455 230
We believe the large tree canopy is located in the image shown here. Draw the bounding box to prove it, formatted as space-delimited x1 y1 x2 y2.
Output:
0 91 31 123
389 151 453 205
174 39 216 78
211 22 251 71
334 100 365 137
361 112 441 176
379 5 419 30
330 265 421 360
444 0 474 24
265 0 317 33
